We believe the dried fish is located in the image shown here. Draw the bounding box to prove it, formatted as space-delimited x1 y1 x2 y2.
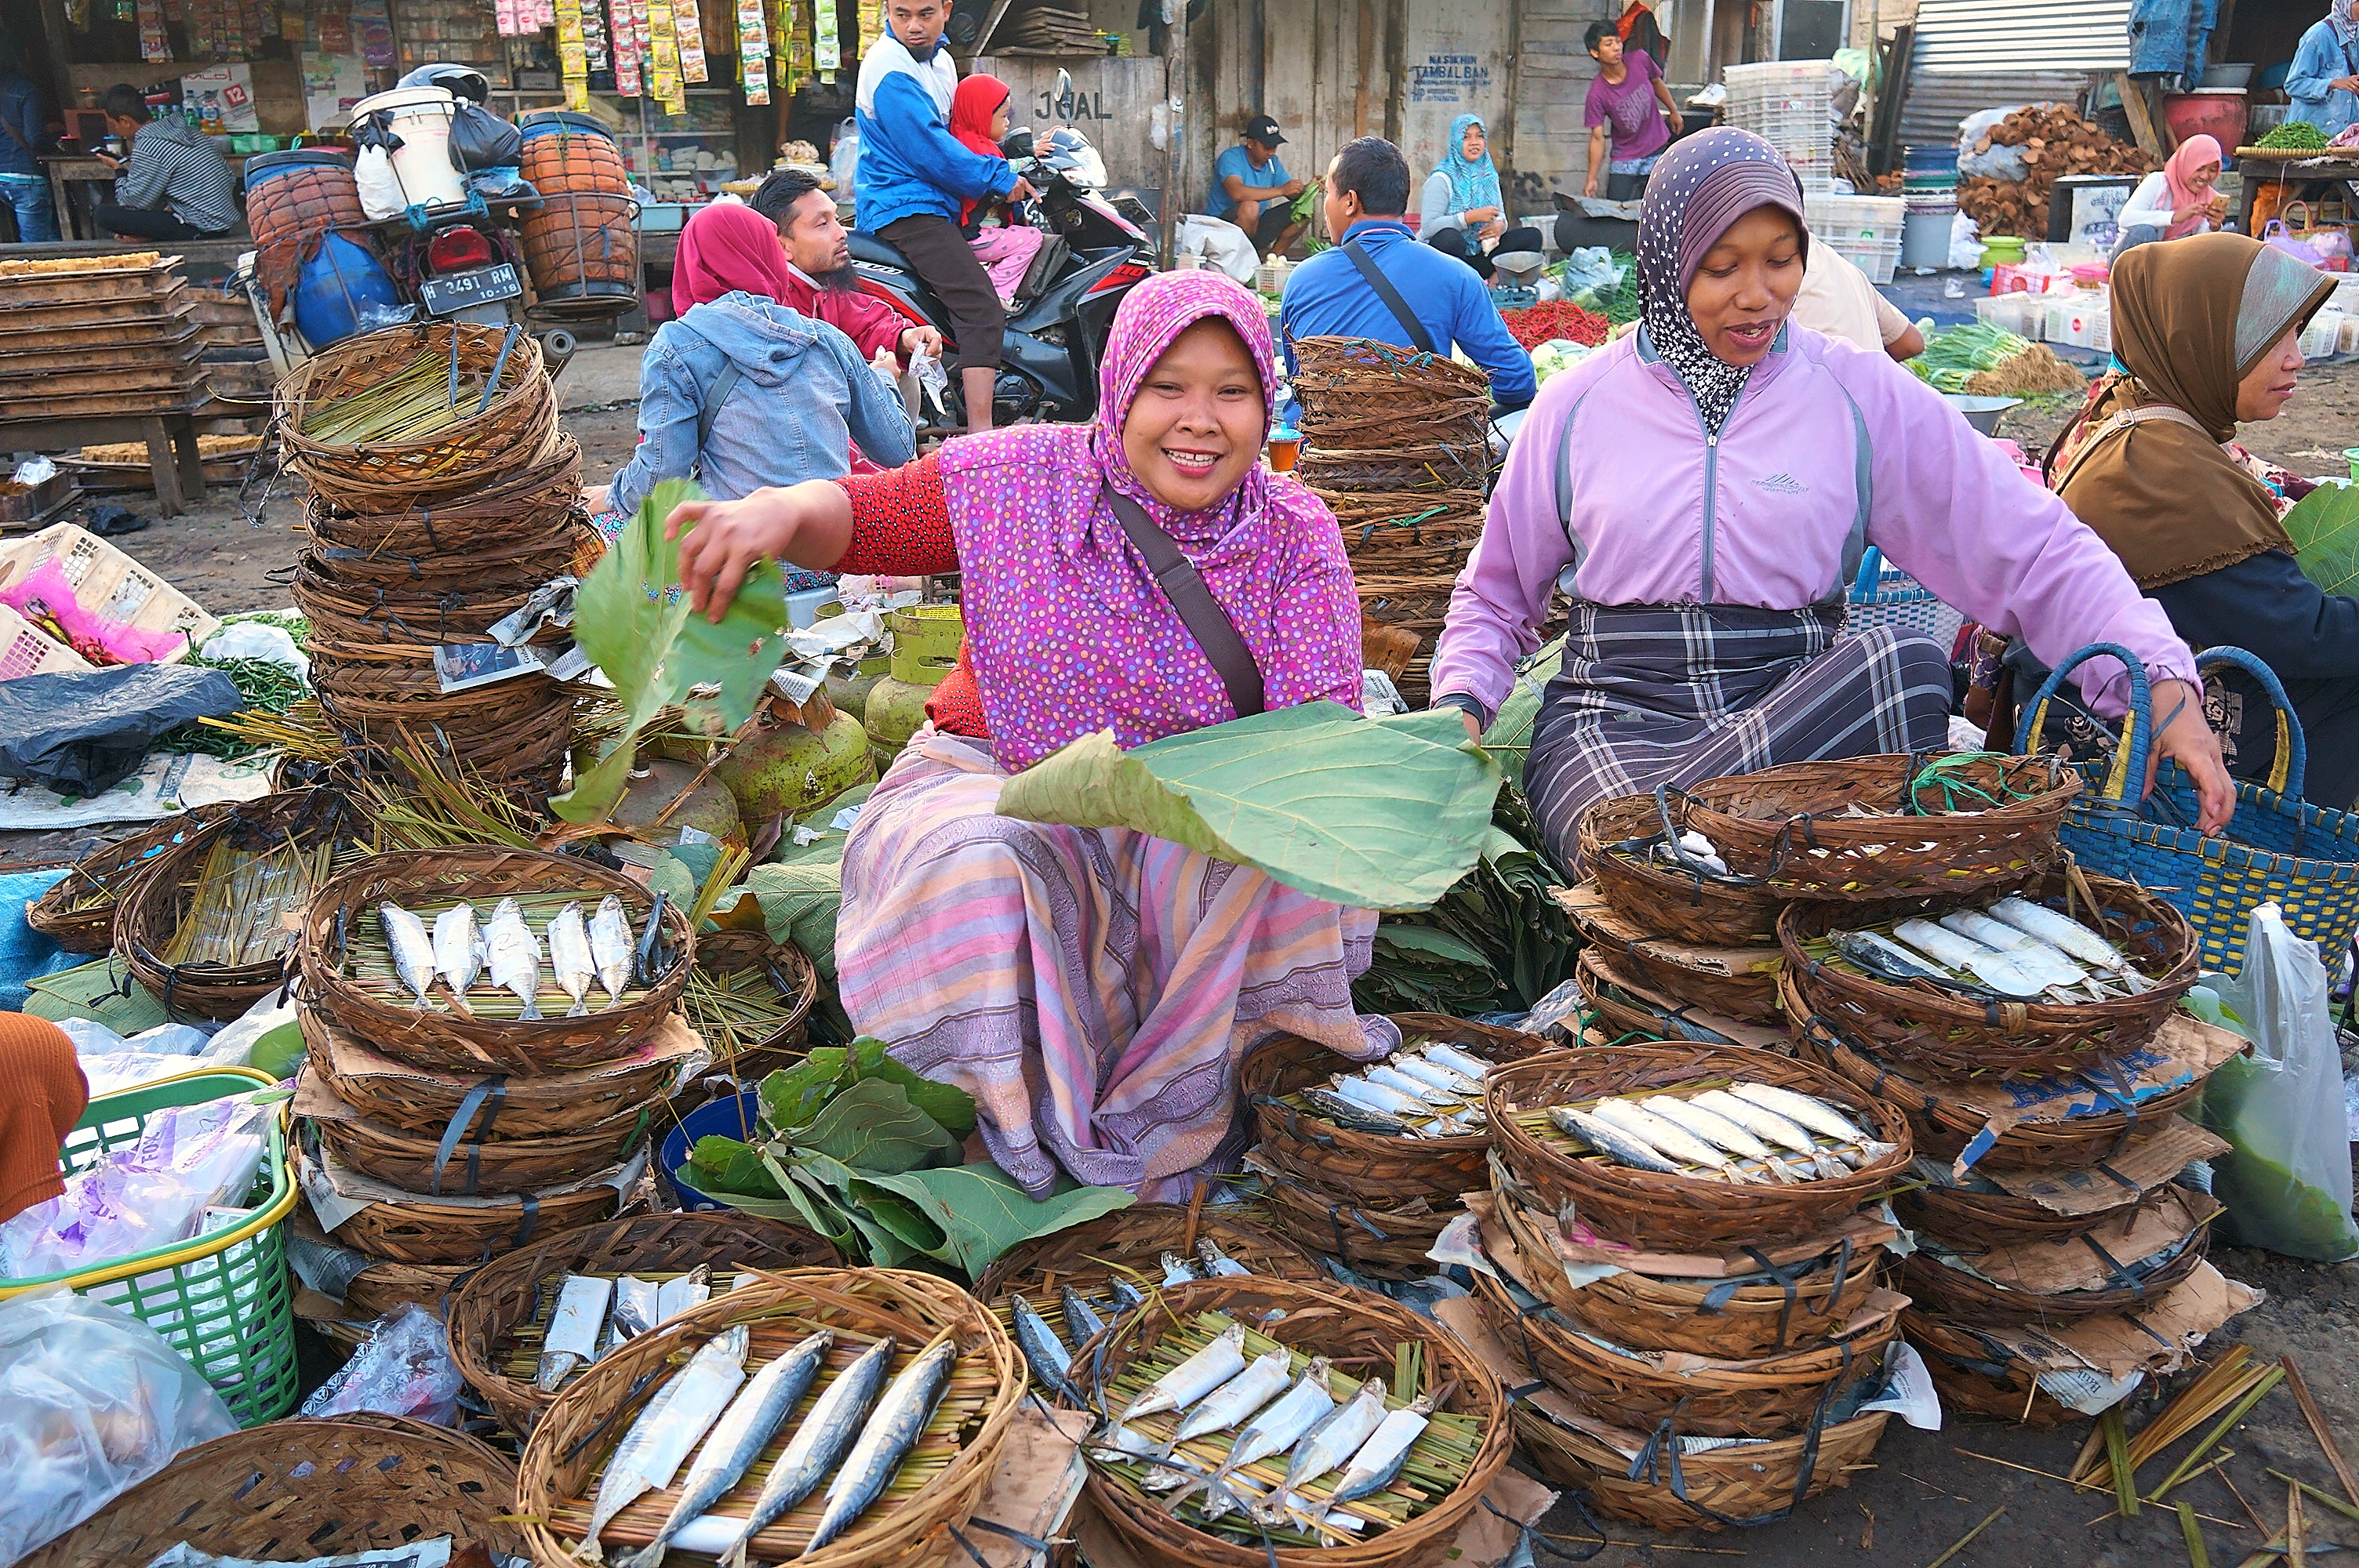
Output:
1939 910 2089 991
1590 1098 1753 1180
1892 918 2046 998
1365 1063 1459 1106
1642 1094 1774 1163
1729 1082 1877 1149
1315 1390 1436 1522
1328 1074 1429 1120
1390 1053 1481 1097
1061 1283 1108 1345
1987 896 2139 979
805 1336 961 1554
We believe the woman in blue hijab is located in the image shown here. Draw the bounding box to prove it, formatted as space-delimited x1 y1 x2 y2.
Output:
1419 114 1542 280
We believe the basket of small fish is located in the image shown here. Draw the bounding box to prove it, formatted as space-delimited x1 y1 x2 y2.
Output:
27 800 239 953
294 1062 655 1196
515 1266 1020 1568
300 846 696 1076
1779 867 2201 1080
116 787 376 1020
449 1212 842 1436
1682 752 2079 900
1487 1046 1911 1251
1075 1278 1511 1568
1510 1397 1892 1530
1247 1160 1463 1279
1579 787 1790 947
1896 1185 2219 1327
1558 883 1783 1022
684 930 820 1081
1899 1309 2081 1427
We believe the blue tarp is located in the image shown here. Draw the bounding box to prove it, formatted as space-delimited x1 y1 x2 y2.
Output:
0 869 74 1012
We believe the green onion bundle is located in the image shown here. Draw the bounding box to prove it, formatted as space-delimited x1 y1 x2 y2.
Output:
1909 321 2038 393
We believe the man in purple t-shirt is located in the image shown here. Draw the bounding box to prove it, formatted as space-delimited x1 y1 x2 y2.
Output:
1581 20 1684 199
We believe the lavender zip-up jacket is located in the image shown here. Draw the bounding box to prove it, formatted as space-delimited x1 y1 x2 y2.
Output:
1429 323 2197 723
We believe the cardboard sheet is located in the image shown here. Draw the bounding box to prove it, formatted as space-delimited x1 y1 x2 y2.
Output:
954 1405 1092 1568
1468 1185 1902 1281
1559 884 1782 978
1926 1186 2219 1295
1961 1262 2263 1381
1957 1115 2230 1216
318 1007 709 1095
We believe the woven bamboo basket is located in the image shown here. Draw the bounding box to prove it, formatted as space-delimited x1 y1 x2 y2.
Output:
686 929 820 1083
519 192 640 317
300 524 582 597
15 1414 525 1568
1684 752 2080 899
1511 1403 1892 1530
1575 947 1779 1051
1241 1013 1548 1205
1579 789 1789 945
275 321 557 514
1252 1163 1459 1279
1472 1265 1899 1437
26 800 238 952
449 1210 843 1436
301 846 695 1076
1354 575 1456 705
1078 1278 1512 1568
1290 336 1492 445
1561 883 1784 1022
974 1202 1319 1338
1898 1167 2170 1250
1896 1188 2216 1327
307 646 580 789
1901 1309 2080 1426
1298 443 1491 494
300 1142 624 1265
293 558 577 648
300 1065 655 1196
1487 1046 1909 1250
304 430 583 554
1779 869 2201 1080
344 1258 473 1322
1486 1180 1889 1359
115 787 375 1021
516 1268 1020 1568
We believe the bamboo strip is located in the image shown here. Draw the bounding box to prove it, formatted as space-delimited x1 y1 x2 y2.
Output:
2278 1357 2359 1509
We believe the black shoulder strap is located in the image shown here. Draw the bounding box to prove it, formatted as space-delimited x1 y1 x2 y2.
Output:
694 360 747 463
1102 488 1267 719
1342 237 1436 354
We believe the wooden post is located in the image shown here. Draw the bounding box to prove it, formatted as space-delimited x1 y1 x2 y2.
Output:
1498 0 1523 208
2115 71 2171 160
1354 0 1375 136
1160 2 1189 267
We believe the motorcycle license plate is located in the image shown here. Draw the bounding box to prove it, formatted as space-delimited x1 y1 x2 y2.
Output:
420 263 522 316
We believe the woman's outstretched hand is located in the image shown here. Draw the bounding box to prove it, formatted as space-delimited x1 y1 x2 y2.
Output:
2144 677 2235 834
665 482 854 622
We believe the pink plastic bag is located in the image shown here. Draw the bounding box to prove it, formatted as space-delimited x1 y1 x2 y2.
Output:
298 1303 463 1426
0 559 187 665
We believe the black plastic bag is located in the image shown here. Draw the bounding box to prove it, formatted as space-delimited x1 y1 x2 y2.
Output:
447 102 522 172
0 664 243 796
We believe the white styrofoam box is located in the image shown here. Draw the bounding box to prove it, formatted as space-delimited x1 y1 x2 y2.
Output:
1825 234 1902 285
1974 292 2043 339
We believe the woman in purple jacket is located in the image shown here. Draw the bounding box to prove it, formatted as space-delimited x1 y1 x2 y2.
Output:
1427 129 2233 868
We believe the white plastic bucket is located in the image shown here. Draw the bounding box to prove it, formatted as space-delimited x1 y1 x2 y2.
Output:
349 86 465 210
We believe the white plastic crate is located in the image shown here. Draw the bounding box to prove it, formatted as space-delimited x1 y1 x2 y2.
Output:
0 601 92 680
0 523 217 660
1825 234 1902 285
1724 60 1838 92
1805 194 1906 244
2045 293 2110 351
2299 307 2343 360
1974 292 2044 339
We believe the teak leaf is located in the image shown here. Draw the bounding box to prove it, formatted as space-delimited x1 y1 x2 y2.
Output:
2283 481 2359 600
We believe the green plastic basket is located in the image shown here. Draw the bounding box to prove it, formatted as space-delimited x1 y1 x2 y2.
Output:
0 1066 300 1426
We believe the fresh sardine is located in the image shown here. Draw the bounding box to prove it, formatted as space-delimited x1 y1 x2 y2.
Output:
1939 910 2088 990
590 894 634 1006
1193 1358 1335 1520
485 896 544 1020
1547 1105 1682 1174
1118 1322 1246 1424
1642 1094 1773 1161
1302 1087 1413 1135
1831 928 1959 987
1160 1251 1201 1287
1257 1375 1390 1523
656 1265 711 1327
1196 1238 1250 1278
431 903 481 1004
1419 1042 1493 1082
1012 1294 1085 1406
381 903 437 1008
1060 1284 1108 1346
1892 918 2046 998
714 1336 897 1568
1107 1276 1148 1312
574 1327 749 1563
1730 1082 1877 1147
602 1277 658 1359
1329 1074 1429 1119
548 901 597 1018
1317 1392 1436 1522
1590 1098 1751 1178
1390 1054 1481 1096
617 1330 834 1568
1987 896 2138 976
1365 1063 1458 1106
1692 1090 1821 1159
805 1335 960 1555
536 1275 613 1392
1169 1345 1292 1447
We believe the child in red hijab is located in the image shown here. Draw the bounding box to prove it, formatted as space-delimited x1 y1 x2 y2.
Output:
947 76 1045 306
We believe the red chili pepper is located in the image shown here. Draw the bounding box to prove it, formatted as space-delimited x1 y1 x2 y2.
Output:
1500 300 1610 350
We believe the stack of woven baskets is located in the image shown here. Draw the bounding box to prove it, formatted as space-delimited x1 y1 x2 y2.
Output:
1477 1041 1914 1531
1289 336 1493 705
286 848 701 1323
275 321 591 803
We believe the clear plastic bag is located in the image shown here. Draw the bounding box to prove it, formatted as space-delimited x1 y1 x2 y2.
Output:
2201 903 2359 1262
299 1303 464 1426
0 1094 268 1279
0 1287 237 1563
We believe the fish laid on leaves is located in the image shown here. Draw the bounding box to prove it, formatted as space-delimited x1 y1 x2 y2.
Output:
1892 918 2046 1000
1548 1105 1682 1174
1419 1042 1493 1083
536 1275 614 1392
1690 1090 1821 1161
485 896 545 1021
1119 1322 1246 1425
548 901 598 1018
575 1327 750 1563
1729 1082 1883 1152
1329 1073 1430 1120
1988 896 2144 986
1939 910 2089 991
431 902 481 1004
1258 1375 1390 1523
1365 1063 1459 1107
1642 1094 1779 1167
381 903 438 1008
1300 1087 1413 1136
714 1335 898 1568
1590 1098 1754 1181
1831 928 1958 988
805 1335 961 1555
1167 1344 1293 1450
617 1330 834 1568
1392 1053 1481 1097
590 894 635 1006
1190 1356 1336 1520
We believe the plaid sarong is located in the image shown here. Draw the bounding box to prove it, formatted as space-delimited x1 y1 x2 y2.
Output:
1528 602 1954 870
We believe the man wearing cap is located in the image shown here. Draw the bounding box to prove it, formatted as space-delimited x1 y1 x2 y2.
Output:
1214 114 1307 259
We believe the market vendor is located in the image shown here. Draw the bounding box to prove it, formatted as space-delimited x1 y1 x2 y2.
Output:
2050 231 2359 808
91 83 238 242
660 271 1389 1201
1419 114 1543 281
1428 129 2234 870
2288 0 2359 140
1214 114 1307 261
2112 135 2228 260
752 167 943 367
0 1015 86 1226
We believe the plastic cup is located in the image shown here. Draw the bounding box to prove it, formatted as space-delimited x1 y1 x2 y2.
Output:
1267 434 1300 473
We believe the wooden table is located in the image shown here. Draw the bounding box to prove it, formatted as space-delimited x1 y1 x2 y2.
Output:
41 154 117 242
0 412 205 516
2232 147 2359 234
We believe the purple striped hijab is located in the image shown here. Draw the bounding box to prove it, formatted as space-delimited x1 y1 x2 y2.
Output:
1636 128 1810 433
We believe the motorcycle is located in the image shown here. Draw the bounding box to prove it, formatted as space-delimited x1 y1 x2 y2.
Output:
845 122 1153 427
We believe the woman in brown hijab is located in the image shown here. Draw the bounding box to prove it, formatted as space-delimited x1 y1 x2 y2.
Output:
2048 231 2359 808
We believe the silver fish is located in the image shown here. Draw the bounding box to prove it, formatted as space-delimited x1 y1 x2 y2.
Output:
1012 1294 1085 1406
1642 1094 1774 1162
1089 1419 1162 1465
547 901 598 1018
1258 1375 1390 1523
1591 1098 1753 1179
1365 1063 1458 1106
1692 1089 1820 1157
619 1330 834 1568
1160 1250 1201 1287
1390 1054 1481 1096
602 1277 659 1359
485 896 543 1020
1939 910 2089 990
1196 1238 1250 1278
1118 1322 1246 1424
590 894 635 1006
1107 1276 1149 1312
805 1335 961 1555
1832 927 1961 986
1987 895 2139 978
1169 1345 1292 1447
1061 1284 1108 1346
715 1336 897 1568
536 1275 613 1392
380 903 437 1008
1194 1358 1335 1520
1302 1087 1413 1135
1329 1074 1430 1119
575 1326 749 1563
431 902 480 1003
1419 1042 1493 1082
656 1265 711 1327
1730 1082 1875 1147
1892 918 2047 998
1547 1105 1681 1174
1316 1392 1436 1523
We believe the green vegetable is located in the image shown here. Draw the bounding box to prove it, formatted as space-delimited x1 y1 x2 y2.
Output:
1908 321 2038 393
995 702 1501 912
2257 121 2330 151
2281 480 2359 598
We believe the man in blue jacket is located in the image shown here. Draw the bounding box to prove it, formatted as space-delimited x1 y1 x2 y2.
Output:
1278 136 1534 408
856 0 1033 430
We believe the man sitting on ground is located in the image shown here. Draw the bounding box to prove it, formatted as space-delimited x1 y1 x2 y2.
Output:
1214 114 1306 260
1279 135 1534 407
92 83 237 241
754 166 944 368
854 0 1030 430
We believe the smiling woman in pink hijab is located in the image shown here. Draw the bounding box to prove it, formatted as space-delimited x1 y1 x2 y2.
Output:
655 270 1389 1201
2113 133 2226 259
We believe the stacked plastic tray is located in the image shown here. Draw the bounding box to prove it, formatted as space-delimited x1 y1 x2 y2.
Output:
1723 60 1836 195
1805 192 1906 284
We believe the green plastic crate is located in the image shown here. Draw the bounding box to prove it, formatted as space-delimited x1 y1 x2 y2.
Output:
0 1066 300 1426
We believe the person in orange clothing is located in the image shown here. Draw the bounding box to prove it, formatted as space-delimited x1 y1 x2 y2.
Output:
0 1014 87 1225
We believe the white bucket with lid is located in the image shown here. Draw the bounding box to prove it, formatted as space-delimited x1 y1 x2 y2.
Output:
349 85 466 210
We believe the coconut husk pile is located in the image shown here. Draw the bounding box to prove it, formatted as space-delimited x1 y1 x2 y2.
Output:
1958 104 2150 238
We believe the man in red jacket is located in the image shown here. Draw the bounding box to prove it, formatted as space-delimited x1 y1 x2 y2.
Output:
753 166 943 367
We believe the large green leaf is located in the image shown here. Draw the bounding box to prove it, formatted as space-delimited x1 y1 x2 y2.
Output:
759 1047 851 1129
683 1134 788 1199
993 702 1499 911
788 1076 961 1174
845 1035 978 1138
2283 481 2359 599
552 478 795 823
860 1162 1135 1276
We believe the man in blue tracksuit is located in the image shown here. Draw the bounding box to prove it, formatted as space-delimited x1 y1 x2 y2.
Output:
1278 136 1535 408
856 0 1032 430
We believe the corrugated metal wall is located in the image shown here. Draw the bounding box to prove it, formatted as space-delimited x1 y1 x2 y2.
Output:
1897 70 2099 143
1910 0 2129 73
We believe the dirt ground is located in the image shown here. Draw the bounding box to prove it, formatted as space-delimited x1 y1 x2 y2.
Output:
52 348 2359 1568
